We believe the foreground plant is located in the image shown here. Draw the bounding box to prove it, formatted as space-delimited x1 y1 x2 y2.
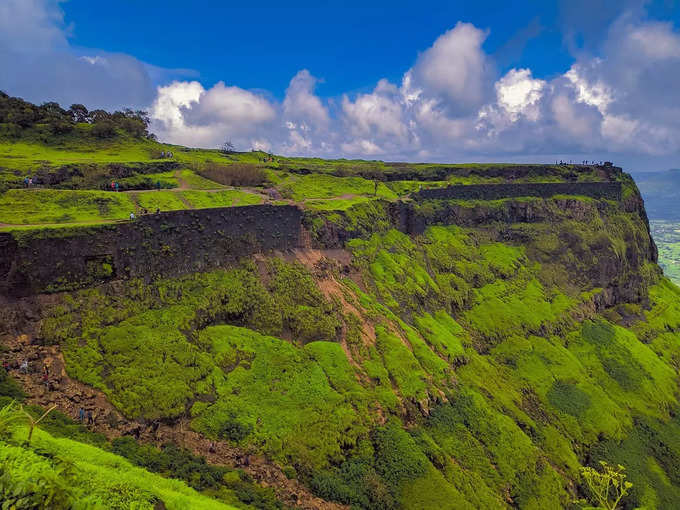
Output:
0 401 24 439
580 461 632 510
21 404 56 445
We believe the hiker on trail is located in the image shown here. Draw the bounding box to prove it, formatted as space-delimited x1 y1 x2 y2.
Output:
28 177 33 186
155 207 160 215
20 360 28 374
209 441 216 453
156 180 161 191
129 212 135 220
42 371 49 389
23 176 29 187
161 151 165 158
111 181 115 191
115 182 119 192
87 410 93 425
42 362 48 376
79 407 85 423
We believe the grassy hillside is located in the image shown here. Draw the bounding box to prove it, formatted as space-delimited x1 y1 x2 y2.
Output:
31 211 675 509
0 120 620 228
2 94 679 510
0 399 241 509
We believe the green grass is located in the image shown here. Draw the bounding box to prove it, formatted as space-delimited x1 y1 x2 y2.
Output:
5 132 677 509
0 188 265 225
1 425 237 510
135 190 188 212
180 190 263 208
0 188 135 224
278 173 398 201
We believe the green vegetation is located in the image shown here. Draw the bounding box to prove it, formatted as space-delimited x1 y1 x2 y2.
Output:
3 92 678 509
0 399 239 510
0 188 135 224
32 199 678 509
579 461 633 510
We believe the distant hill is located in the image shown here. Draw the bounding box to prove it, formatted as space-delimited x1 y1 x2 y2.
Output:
632 169 680 220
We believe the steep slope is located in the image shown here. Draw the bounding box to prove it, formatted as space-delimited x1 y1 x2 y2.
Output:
1 104 679 509
3 170 679 509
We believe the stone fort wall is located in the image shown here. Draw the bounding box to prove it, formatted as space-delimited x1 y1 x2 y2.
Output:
415 182 622 201
0 205 302 297
0 181 624 297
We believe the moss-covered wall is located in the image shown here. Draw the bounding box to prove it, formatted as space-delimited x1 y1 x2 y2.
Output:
415 182 622 201
0 181 646 299
0 205 302 296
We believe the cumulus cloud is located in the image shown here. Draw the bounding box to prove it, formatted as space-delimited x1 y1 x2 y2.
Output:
0 0 187 110
406 22 494 114
150 12 680 165
150 81 276 148
5 0 680 169
283 70 329 129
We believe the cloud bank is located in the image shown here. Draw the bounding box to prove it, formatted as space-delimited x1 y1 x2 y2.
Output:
3 1 680 169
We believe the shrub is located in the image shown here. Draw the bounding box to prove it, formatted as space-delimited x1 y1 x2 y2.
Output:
0 368 26 401
195 162 268 187
219 411 253 442
547 380 592 417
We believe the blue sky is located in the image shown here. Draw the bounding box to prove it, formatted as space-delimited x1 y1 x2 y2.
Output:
61 1 574 98
2 0 680 170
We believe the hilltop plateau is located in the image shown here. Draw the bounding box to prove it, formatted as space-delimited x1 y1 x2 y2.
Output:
1 93 680 510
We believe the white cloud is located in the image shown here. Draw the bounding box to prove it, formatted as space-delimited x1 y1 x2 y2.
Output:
342 80 409 140
5 2 680 169
150 81 276 148
0 0 68 54
407 22 493 114
496 69 545 121
283 69 329 129
0 0 162 110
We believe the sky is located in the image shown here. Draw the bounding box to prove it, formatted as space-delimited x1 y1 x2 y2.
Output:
2 0 680 171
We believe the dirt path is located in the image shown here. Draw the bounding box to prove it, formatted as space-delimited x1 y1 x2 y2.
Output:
174 169 190 190
2 334 346 510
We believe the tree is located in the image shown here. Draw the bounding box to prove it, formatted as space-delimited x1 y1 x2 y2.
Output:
364 167 385 196
580 461 633 510
69 104 89 123
91 119 116 138
220 139 236 154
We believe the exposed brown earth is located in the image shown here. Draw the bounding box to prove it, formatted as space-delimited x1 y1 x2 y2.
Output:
2 330 347 510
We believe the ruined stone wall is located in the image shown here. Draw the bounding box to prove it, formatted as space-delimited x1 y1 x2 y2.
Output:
0 205 302 297
0 181 627 298
415 182 622 201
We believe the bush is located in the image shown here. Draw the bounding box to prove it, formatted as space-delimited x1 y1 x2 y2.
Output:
110 437 282 508
547 380 592 417
195 162 268 187
219 411 253 442
0 368 26 401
